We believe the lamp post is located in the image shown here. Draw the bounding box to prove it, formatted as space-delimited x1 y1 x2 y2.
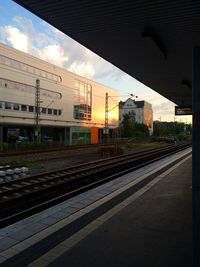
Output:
104 93 138 143
34 79 41 144
104 92 109 138
34 79 55 144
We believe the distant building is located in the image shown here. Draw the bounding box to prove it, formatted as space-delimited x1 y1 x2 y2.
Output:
119 98 153 134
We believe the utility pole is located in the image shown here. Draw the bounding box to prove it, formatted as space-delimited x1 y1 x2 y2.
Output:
105 92 109 130
159 116 161 136
34 79 41 144
104 92 109 143
104 92 136 143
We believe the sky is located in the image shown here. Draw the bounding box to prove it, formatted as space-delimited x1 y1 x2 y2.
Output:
0 0 192 123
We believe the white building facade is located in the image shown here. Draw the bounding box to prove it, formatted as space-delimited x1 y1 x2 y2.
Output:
119 98 153 134
0 43 118 145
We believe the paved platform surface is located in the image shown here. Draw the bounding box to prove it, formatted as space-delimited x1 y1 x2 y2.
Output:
0 148 192 267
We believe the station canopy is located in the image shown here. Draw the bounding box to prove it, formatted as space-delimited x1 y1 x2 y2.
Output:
14 0 200 107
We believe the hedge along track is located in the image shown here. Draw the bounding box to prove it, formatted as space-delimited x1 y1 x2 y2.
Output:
0 142 191 227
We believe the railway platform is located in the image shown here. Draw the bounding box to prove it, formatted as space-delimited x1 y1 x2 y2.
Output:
0 148 192 267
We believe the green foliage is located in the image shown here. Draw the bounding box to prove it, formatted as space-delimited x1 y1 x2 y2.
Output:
121 114 135 137
120 114 149 139
153 121 192 139
176 132 192 141
122 141 163 153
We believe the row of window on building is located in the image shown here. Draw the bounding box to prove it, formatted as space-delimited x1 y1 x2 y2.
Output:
0 78 62 100
0 55 62 83
0 101 62 116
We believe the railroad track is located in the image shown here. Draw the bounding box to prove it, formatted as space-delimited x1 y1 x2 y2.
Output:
0 142 191 227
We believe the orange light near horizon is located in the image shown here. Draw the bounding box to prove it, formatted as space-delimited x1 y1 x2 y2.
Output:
92 107 118 126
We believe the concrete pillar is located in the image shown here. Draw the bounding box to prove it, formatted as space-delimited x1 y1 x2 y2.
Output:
64 127 67 145
193 47 200 266
69 127 72 145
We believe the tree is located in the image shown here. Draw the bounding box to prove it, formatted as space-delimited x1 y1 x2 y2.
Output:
120 114 149 139
121 114 135 137
133 121 149 139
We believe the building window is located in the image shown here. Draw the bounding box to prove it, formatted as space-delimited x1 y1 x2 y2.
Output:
73 80 92 120
21 105 27 112
53 109 58 115
41 108 47 114
13 103 20 110
28 106 34 112
48 108 52 115
5 102 12 109
0 100 63 118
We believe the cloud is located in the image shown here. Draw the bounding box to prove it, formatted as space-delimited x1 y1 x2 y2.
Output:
0 15 127 82
38 44 69 67
38 21 125 80
13 16 35 37
140 91 175 121
0 25 28 52
68 61 95 78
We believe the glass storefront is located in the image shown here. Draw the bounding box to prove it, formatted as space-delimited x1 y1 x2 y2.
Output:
71 126 91 145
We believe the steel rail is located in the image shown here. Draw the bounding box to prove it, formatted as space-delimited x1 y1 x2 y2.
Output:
0 142 191 227
0 142 190 201
0 142 191 228
0 143 183 200
0 144 167 189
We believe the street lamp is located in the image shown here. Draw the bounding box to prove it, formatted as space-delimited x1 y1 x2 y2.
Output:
104 93 137 142
130 94 138 99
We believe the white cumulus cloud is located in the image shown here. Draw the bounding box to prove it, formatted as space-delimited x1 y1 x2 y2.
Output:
38 44 69 67
68 61 95 79
1 26 28 52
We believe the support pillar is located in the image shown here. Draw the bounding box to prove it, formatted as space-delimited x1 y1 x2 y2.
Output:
193 47 200 266
69 127 73 145
64 127 67 145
